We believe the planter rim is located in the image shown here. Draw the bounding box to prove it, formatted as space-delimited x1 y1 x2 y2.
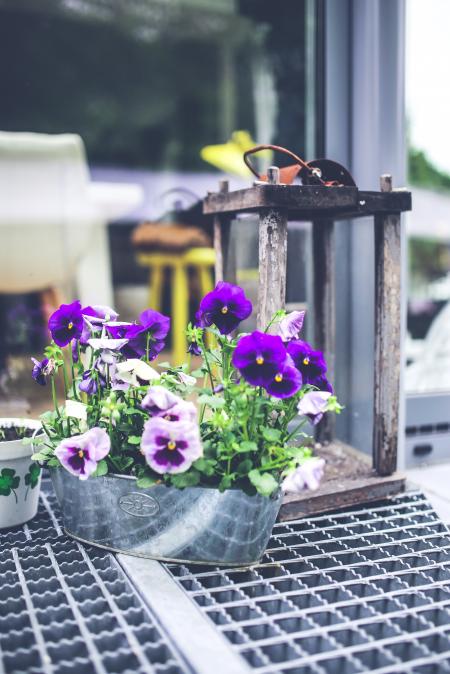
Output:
0 417 42 461
50 467 282 501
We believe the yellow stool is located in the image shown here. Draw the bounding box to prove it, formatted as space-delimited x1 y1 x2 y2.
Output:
136 247 215 365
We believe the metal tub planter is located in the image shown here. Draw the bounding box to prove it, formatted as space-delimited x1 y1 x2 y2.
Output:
50 469 283 566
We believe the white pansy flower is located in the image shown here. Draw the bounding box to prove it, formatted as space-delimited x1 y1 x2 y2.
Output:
65 399 87 421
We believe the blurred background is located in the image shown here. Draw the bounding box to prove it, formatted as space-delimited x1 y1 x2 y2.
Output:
0 0 448 469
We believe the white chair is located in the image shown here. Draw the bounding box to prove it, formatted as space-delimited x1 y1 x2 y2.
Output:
0 132 142 306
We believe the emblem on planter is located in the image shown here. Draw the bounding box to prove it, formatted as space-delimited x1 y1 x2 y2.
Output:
118 492 160 518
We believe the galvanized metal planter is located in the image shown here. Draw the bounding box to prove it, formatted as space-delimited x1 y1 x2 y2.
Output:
50 469 282 566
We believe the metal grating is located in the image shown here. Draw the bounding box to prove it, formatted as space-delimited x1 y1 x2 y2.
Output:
166 491 450 674
0 476 191 674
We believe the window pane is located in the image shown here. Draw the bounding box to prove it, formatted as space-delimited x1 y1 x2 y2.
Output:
0 0 318 411
405 0 450 394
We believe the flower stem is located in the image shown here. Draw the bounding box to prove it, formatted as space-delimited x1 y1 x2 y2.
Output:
200 339 214 391
61 359 69 398
51 376 61 418
285 418 307 443
69 346 79 400
146 333 150 363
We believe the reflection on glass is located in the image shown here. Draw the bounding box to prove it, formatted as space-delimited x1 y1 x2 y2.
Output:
0 0 316 414
405 205 450 394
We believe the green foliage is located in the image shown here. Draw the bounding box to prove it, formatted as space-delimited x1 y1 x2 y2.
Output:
34 308 340 498
0 468 20 498
408 146 450 191
24 463 41 489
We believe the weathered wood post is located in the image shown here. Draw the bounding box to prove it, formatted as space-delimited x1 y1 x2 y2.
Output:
373 174 402 475
312 218 336 443
256 167 288 331
213 180 236 284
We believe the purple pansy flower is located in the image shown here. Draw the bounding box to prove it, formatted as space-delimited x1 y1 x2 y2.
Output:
196 282 252 335
232 331 286 387
105 321 133 339
123 309 170 359
141 386 181 415
287 340 327 385
187 338 202 356
31 357 49 386
157 400 197 423
79 370 98 395
48 300 84 347
55 427 111 480
278 311 305 342
141 417 203 474
88 336 129 364
265 356 303 399
282 458 326 493
314 375 333 394
82 305 118 324
297 391 332 425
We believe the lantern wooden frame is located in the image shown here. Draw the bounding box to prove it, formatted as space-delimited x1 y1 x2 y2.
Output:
203 171 412 519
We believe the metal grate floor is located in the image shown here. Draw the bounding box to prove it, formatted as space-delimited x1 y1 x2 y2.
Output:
166 491 450 674
2 479 450 674
0 477 191 674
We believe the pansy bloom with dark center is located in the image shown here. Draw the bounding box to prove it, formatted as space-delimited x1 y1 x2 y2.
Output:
123 309 170 359
196 282 252 335
265 356 302 399
287 339 327 385
232 331 287 387
141 417 202 474
54 428 110 480
48 300 84 347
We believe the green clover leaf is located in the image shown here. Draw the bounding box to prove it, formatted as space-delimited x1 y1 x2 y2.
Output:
0 468 20 499
24 463 41 489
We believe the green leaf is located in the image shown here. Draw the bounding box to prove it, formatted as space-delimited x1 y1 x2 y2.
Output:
170 471 200 488
236 459 253 476
24 463 41 488
238 440 258 453
0 468 20 496
127 435 142 445
136 474 158 488
219 474 235 491
248 469 279 497
190 369 204 378
157 361 171 368
124 408 146 416
197 395 225 408
262 428 281 443
193 458 217 476
91 460 108 478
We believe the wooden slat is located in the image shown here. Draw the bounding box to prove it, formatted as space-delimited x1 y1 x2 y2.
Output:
256 168 288 331
204 184 358 215
312 218 336 443
373 175 402 476
212 180 236 284
257 207 288 330
279 441 405 520
203 184 411 219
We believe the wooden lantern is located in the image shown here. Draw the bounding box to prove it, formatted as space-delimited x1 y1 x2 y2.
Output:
203 170 412 519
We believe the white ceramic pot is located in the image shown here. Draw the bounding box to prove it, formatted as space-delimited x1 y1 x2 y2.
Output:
0 418 42 529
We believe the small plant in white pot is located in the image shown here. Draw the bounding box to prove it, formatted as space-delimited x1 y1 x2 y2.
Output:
0 418 42 529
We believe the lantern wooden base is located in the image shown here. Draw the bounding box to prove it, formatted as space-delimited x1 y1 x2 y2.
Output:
279 441 405 521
